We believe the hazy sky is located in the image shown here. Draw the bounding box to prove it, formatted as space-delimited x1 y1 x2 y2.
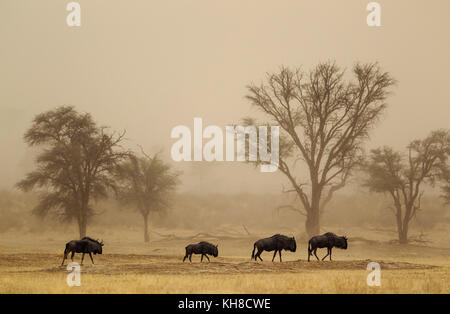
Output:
1 0 449 193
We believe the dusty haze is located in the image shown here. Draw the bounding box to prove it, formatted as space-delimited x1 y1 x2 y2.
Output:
1 0 449 193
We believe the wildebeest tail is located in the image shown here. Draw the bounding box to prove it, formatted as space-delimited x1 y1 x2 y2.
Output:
182 247 187 262
64 242 70 254
251 243 256 259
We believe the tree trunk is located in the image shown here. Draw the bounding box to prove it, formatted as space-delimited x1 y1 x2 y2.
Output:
78 196 89 239
395 207 403 244
305 211 320 237
305 183 322 237
394 204 410 245
143 213 150 243
399 229 408 244
78 216 87 239
399 210 411 244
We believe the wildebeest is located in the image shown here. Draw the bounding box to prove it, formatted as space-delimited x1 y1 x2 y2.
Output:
183 241 218 262
61 237 104 266
307 232 348 262
251 234 296 262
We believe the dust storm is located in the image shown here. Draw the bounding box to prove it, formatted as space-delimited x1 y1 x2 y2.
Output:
1 1 450 294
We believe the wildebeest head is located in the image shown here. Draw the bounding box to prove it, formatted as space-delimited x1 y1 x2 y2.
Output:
97 239 104 254
288 237 297 252
337 236 348 250
212 244 218 257
90 239 104 254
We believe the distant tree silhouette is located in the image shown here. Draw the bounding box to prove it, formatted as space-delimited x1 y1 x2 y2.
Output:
245 62 395 236
364 130 450 244
116 153 180 242
17 106 129 237
442 182 450 204
439 144 450 204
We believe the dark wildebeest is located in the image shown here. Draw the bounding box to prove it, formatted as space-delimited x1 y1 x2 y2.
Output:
183 241 218 262
61 237 104 266
307 232 348 262
251 234 296 262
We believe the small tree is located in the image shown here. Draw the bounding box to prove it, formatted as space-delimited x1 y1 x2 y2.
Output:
245 62 395 236
17 106 129 237
116 153 180 242
364 130 449 244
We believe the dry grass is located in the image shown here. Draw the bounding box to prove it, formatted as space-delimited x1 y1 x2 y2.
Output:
2 270 449 294
0 252 448 294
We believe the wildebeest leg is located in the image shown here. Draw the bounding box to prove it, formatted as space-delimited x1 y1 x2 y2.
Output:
329 248 332 261
322 248 330 261
189 254 192 262
278 250 282 262
313 248 320 261
272 250 277 262
256 249 263 262
205 255 210 262
183 254 188 262
81 253 85 265
61 252 67 266
70 251 75 262
201 254 204 263
89 252 94 264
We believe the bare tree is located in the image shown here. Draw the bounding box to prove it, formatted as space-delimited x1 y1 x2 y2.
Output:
364 130 450 244
245 62 395 236
116 153 180 242
17 106 129 238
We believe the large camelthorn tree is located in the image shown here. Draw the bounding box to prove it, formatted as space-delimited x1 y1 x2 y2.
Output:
245 62 395 236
